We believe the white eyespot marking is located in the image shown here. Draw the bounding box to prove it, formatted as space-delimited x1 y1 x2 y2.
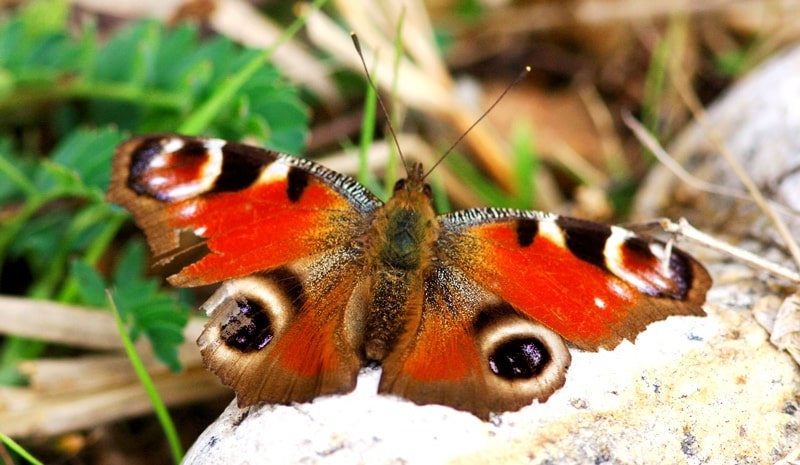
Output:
202 277 293 335
603 226 631 266
163 137 185 154
475 315 571 404
194 226 207 236
258 160 291 185
538 220 566 248
167 183 209 202
159 139 225 201
604 226 674 296
594 297 606 309
148 176 168 187
649 242 666 259
202 139 225 181
148 156 168 169
205 138 226 157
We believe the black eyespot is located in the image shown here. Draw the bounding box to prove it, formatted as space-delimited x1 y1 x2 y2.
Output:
488 337 551 379
393 179 407 192
220 298 274 352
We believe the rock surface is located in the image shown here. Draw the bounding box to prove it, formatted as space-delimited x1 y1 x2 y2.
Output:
182 267 800 464
633 43 800 247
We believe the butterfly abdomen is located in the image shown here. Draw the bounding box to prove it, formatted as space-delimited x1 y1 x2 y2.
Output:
359 182 439 361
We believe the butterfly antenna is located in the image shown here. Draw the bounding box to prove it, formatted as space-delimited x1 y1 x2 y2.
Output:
351 33 409 176
422 66 531 180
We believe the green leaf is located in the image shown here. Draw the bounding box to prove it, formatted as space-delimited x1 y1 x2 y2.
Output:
0 138 35 201
48 127 125 192
9 209 73 274
18 0 69 40
70 259 109 308
28 128 122 196
111 240 148 290
110 240 188 371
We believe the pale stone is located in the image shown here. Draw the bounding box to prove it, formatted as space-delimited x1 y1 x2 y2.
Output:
183 273 800 464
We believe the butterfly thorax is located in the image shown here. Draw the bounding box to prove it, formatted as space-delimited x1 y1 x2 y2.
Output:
373 186 438 270
361 167 439 361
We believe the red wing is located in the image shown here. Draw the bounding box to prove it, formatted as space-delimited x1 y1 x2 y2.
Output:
436 209 711 351
378 264 571 419
197 256 367 406
108 135 381 286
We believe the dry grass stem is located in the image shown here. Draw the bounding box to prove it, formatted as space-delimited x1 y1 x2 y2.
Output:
576 83 628 179
0 368 226 437
70 0 180 20
208 0 342 109
0 296 126 350
460 0 800 35
0 296 221 438
550 139 609 189
669 61 800 270
304 0 517 190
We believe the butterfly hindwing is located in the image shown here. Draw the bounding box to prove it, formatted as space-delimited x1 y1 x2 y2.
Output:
378 263 571 419
197 255 368 405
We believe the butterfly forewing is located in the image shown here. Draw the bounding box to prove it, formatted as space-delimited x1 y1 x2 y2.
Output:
108 135 381 287
436 208 711 351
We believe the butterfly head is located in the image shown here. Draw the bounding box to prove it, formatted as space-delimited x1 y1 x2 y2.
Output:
392 162 433 203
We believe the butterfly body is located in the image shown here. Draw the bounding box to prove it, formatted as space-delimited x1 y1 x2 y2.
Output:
108 134 711 419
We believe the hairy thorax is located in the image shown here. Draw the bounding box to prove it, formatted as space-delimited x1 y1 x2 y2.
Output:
361 185 440 361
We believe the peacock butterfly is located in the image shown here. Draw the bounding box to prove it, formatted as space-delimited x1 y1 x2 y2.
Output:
107 132 711 419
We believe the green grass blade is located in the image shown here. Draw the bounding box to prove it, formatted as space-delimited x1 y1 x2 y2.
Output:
0 432 44 465
107 290 183 465
178 0 328 135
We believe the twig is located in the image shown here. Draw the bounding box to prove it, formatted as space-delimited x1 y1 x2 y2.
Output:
669 62 800 271
660 218 800 283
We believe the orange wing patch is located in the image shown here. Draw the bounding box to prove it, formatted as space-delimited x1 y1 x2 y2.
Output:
197 265 366 406
439 211 710 351
167 180 361 286
470 222 636 349
108 135 380 287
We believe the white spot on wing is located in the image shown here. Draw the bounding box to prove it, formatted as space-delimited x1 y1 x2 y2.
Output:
163 138 224 201
148 176 168 187
538 220 566 248
609 280 633 300
258 161 291 184
163 137 184 154
179 203 198 217
605 226 671 295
